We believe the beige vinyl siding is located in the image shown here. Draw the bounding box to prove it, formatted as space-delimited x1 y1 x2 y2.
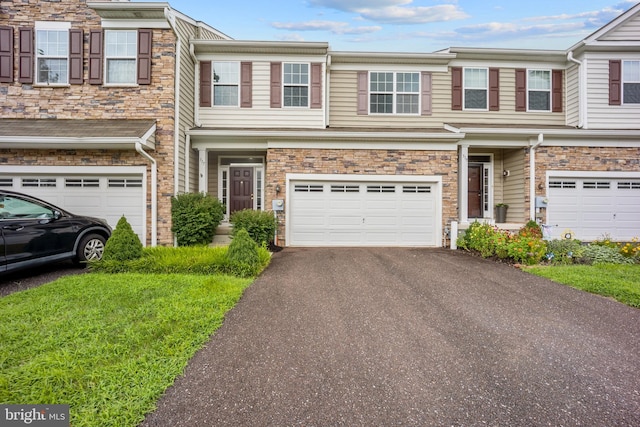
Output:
502 149 526 223
585 56 640 129
198 61 325 128
329 69 566 128
600 13 640 41
566 63 579 127
175 18 199 193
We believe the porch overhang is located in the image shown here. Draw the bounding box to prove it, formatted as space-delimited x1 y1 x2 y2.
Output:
188 127 464 151
0 119 156 150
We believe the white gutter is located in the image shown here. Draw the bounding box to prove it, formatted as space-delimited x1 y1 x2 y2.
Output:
325 54 331 128
136 142 158 247
567 50 585 129
529 134 543 221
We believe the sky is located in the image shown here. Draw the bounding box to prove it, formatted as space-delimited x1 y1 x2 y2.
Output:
154 0 638 52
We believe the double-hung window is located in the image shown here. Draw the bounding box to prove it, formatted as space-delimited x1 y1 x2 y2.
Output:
623 60 640 104
528 69 551 111
213 62 239 106
104 30 137 85
370 72 419 114
283 63 309 107
464 68 488 110
35 22 69 85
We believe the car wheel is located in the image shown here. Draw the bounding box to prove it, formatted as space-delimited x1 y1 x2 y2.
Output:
76 234 106 264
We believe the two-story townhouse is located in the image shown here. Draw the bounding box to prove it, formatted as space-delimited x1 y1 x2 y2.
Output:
0 0 229 246
190 3 640 247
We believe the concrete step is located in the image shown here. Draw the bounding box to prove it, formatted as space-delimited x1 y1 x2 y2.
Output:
211 222 233 246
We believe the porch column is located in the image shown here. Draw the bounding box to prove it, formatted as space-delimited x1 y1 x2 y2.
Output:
459 143 469 224
198 148 208 193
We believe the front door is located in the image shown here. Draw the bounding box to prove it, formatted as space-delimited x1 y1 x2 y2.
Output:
230 167 254 214
468 164 483 218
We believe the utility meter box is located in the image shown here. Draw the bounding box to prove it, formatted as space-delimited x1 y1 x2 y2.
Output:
272 199 285 211
535 196 548 208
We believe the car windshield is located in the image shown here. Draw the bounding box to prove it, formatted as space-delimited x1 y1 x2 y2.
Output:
0 195 55 219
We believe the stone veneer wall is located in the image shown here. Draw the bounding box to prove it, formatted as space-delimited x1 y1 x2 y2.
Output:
266 148 458 246
0 1 177 245
534 146 640 223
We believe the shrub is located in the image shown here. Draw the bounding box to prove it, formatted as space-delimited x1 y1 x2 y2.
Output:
230 209 278 246
519 220 543 239
545 239 584 264
102 216 143 262
226 228 262 277
619 238 640 260
579 245 636 265
506 235 547 265
171 193 225 246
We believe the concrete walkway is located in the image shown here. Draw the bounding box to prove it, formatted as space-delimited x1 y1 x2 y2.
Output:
141 248 640 426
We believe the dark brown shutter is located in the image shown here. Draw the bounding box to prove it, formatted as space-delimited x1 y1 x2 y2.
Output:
451 67 462 110
515 68 526 112
421 72 432 116
609 60 621 106
88 29 103 84
18 27 33 84
0 26 13 83
310 62 322 109
270 62 282 108
489 68 500 111
137 29 152 85
552 69 563 112
357 71 368 115
69 29 83 84
240 61 252 108
200 61 211 107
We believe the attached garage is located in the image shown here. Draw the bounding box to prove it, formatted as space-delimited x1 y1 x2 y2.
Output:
547 173 640 241
287 175 442 247
0 167 147 243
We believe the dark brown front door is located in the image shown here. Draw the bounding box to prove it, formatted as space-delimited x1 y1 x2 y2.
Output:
468 164 483 218
230 167 254 214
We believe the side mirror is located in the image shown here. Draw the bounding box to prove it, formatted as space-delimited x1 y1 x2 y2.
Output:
53 210 62 220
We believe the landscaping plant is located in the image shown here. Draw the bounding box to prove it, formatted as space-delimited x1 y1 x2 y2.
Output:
102 216 143 262
227 228 263 277
230 208 278 246
171 192 225 246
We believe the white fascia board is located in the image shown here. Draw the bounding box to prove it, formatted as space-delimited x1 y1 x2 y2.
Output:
546 170 640 179
329 63 449 73
267 140 458 151
0 165 147 175
187 128 461 140
286 173 443 184
449 59 567 70
0 136 155 150
541 138 640 148
191 141 268 151
100 19 170 29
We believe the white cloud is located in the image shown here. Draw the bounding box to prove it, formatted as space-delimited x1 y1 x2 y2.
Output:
271 20 382 35
309 0 469 25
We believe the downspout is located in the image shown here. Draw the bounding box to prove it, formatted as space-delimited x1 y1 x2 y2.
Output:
325 53 331 128
567 50 585 129
529 133 543 221
136 142 158 247
164 7 183 197
189 42 202 128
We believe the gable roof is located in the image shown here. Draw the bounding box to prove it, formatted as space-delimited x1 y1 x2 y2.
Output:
568 2 640 52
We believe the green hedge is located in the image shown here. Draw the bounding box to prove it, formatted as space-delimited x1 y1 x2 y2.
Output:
230 209 278 246
171 193 225 246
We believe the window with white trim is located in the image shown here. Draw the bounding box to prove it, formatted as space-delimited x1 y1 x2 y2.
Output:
213 62 239 106
105 30 137 85
528 70 551 111
623 60 640 104
283 63 309 107
464 68 488 110
370 72 419 114
36 24 69 84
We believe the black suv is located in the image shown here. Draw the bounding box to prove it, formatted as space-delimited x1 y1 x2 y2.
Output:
0 190 112 275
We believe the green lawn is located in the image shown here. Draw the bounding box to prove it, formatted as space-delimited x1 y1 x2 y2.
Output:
0 273 252 427
526 264 640 308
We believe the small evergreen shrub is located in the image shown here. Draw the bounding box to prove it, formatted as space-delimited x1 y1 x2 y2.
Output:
227 228 262 277
102 216 143 262
171 193 225 246
230 209 278 246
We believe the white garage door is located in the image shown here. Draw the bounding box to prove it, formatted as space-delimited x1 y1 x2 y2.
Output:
547 177 640 241
289 179 440 247
0 174 145 242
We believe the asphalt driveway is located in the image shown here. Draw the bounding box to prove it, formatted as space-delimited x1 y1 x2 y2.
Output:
141 248 640 426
